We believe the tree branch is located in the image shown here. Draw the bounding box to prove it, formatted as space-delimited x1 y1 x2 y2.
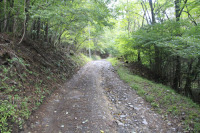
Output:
184 6 197 26
179 0 188 16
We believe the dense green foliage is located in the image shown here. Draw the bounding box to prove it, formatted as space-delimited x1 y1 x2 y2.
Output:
0 0 112 53
105 0 200 102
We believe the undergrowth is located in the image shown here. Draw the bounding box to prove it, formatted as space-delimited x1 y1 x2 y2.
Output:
0 53 88 132
108 58 200 132
72 54 92 66
107 57 119 66
91 55 101 60
0 57 52 132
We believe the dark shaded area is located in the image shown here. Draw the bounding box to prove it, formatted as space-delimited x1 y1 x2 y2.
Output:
100 53 109 59
128 62 159 82
127 61 200 104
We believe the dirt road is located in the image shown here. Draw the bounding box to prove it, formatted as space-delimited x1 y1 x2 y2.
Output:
22 60 177 133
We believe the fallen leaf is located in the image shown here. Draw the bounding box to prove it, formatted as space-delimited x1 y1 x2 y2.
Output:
100 130 104 133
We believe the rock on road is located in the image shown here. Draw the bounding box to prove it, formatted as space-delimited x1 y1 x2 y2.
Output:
22 60 177 133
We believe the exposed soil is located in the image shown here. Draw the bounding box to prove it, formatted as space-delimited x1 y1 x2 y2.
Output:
22 60 177 133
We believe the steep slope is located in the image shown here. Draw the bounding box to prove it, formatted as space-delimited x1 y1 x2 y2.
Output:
0 33 81 132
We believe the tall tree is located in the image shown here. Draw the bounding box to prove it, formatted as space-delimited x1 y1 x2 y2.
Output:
173 0 188 91
149 0 155 24
3 0 7 31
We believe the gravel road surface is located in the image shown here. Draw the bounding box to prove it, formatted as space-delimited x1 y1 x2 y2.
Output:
22 60 177 133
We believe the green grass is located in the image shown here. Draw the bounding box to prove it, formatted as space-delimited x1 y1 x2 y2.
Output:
91 55 101 60
0 62 43 132
109 60 200 132
107 57 119 66
72 54 92 66
80 54 93 62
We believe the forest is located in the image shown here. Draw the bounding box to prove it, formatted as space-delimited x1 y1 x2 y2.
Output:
1 0 200 91
0 0 200 132
108 0 200 102
2 0 199 99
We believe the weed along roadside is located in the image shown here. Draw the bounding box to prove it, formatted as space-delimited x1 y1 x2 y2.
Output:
0 37 90 132
107 58 200 133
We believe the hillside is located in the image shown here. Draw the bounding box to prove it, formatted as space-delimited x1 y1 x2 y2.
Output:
0 33 83 132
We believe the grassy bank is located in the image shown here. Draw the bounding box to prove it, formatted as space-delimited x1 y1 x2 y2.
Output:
107 58 200 132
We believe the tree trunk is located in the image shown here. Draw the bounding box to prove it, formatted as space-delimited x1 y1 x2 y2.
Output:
45 21 49 43
25 0 30 36
17 0 26 45
184 76 193 97
173 0 185 90
149 0 162 79
175 0 181 22
13 17 17 36
31 20 36 40
13 0 18 36
173 56 181 90
7 0 14 32
154 45 161 79
126 0 130 37
137 50 141 63
37 18 40 39
4 0 7 32
184 60 193 97
141 2 147 25
149 0 155 24
141 1 151 24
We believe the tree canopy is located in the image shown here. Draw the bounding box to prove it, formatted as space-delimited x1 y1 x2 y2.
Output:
104 0 200 100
